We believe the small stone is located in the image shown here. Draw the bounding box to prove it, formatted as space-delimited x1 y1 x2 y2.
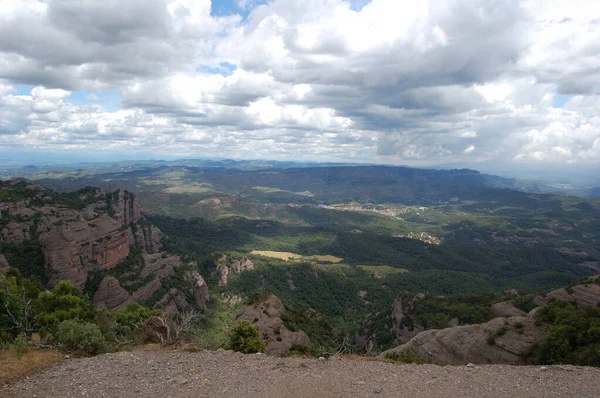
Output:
202 379 212 386
318 357 326 361
466 363 476 368
64 355 70 359
540 366 548 371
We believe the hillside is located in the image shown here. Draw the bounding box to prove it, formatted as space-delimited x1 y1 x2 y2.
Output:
2 168 600 365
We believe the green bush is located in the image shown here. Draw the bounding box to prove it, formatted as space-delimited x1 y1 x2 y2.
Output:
54 319 106 355
531 301 600 366
228 319 266 354
36 281 94 334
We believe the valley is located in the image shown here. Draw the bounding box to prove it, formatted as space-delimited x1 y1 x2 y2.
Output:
1 162 600 369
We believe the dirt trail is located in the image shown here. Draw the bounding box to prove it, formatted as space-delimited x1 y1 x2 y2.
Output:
3 349 599 398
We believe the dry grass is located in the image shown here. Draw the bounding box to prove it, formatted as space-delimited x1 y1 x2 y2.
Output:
310 255 343 263
0 348 64 385
250 251 343 263
250 250 302 261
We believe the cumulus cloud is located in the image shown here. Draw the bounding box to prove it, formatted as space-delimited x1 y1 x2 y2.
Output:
0 0 598 168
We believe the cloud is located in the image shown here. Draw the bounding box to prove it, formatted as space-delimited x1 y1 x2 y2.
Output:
0 0 598 169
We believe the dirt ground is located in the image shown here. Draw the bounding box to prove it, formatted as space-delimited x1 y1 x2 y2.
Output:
3 349 600 398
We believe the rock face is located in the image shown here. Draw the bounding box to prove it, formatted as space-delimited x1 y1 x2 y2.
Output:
0 254 9 274
93 276 131 310
491 302 527 317
38 213 133 287
185 271 209 309
109 189 140 225
217 255 254 287
391 294 426 343
536 283 600 307
379 316 548 365
0 180 209 313
234 294 310 356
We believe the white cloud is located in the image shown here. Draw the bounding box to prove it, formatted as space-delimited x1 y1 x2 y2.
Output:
0 0 598 169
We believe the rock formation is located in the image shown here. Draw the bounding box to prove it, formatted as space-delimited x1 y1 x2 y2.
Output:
491 302 527 317
379 316 548 365
93 276 131 310
533 282 600 307
217 255 254 286
0 254 9 274
0 180 209 312
234 294 310 356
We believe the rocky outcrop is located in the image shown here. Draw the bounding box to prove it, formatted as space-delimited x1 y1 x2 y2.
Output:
0 254 9 274
234 294 310 356
532 279 600 308
391 294 425 343
0 180 209 313
93 276 131 310
217 255 254 286
231 257 254 273
156 288 190 315
38 213 133 287
134 225 163 253
379 316 548 365
1 222 30 245
217 263 229 287
109 189 140 225
185 271 209 309
491 302 527 317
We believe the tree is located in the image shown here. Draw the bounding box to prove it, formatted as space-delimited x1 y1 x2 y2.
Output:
0 267 40 341
35 280 94 335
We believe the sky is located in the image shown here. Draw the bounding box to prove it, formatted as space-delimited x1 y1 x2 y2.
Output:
0 0 599 173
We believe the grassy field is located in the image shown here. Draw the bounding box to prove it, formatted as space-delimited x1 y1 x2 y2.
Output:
250 250 343 263
252 186 314 197
357 265 409 277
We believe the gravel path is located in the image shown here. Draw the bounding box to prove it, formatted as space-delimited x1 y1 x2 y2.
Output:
3 349 599 398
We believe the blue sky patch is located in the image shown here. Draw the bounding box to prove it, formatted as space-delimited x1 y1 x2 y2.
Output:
196 62 238 77
552 94 571 108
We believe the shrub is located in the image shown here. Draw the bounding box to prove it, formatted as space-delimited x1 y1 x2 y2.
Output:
54 319 106 355
13 335 30 358
385 349 440 364
36 281 94 334
228 319 266 354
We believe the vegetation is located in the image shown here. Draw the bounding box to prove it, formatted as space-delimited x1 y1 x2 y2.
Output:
53 320 106 355
531 301 600 366
228 319 266 354
0 268 159 355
